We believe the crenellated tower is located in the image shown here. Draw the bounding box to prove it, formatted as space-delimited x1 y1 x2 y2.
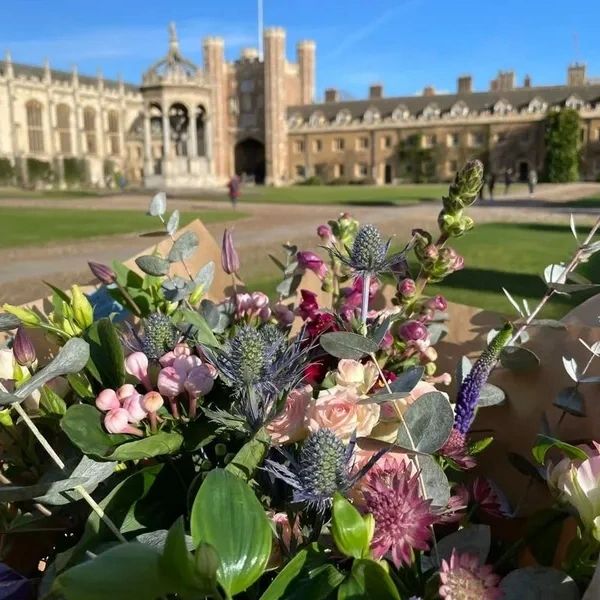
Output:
297 40 316 104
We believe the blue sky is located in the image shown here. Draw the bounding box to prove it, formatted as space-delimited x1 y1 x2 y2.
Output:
2 0 600 100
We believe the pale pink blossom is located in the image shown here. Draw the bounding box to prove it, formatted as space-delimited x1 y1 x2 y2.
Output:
116 384 137 403
122 393 147 423
141 391 164 413
439 550 501 600
184 365 215 399
173 354 202 376
157 366 185 398
125 352 152 390
95 388 120 412
104 408 143 436
159 343 192 367
267 385 312 444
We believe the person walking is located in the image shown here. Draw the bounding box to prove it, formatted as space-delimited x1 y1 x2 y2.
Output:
487 172 496 201
528 168 538 197
227 174 241 209
504 167 512 195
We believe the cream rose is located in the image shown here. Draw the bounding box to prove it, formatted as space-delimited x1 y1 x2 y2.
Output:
335 359 379 396
266 385 312 445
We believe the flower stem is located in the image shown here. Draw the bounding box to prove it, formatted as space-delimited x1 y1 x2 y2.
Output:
361 274 370 332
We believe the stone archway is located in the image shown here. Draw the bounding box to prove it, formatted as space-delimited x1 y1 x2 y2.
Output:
235 138 265 184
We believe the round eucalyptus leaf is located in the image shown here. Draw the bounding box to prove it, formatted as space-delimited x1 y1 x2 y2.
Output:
135 255 170 277
168 231 199 262
149 191 167 216
166 209 180 235
456 356 472 385
162 277 192 302
500 567 579 600
387 366 424 395
434 525 491 567
0 313 20 331
395 392 453 453
320 332 379 360
428 322 448 345
500 346 540 372
478 383 506 408
195 261 215 292
554 387 586 417
417 454 450 508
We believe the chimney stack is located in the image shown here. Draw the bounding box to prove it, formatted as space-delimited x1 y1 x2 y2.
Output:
422 85 436 97
457 75 472 94
490 70 515 91
369 84 383 99
523 74 532 88
568 63 587 87
325 88 340 102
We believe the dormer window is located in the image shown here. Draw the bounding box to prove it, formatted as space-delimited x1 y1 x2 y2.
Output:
363 107 381 124
565 94 584 110
450 100 469 118
288 113 304 128
422 103 440 119
493 99 513 115
309 111 326 127
528 97 547 113
392 105 410 121
335 109 352 126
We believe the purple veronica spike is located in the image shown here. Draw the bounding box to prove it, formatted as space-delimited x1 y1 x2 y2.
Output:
454 324 512 434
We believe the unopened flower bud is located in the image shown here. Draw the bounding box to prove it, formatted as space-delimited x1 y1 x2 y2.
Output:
425 362 436 376
13 327 36 367
221 228 240 275
142 391 164 413
70 285 94 330
104 408 143 436
398 278 416 298
88 261 116 285
116 383 137 403
317 224 333 242
423 346 438 362
96 388 120 411
426 295 448 312
2 304 41 326
399 320 428 342
423 244 439 261
123 393 147 423
447 159 484 209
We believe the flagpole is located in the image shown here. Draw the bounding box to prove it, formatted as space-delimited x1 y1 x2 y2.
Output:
258 0 264 60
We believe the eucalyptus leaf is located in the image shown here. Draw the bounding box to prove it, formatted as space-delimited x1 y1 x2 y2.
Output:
162 276 192 302
175 309 219 347
320 332 379 360
276 273 302 298
478 383 506 407
549 282 599 294
0 477 88 502
395 392 453 453
370 316 392 347
149 191 167 216
543 263 568 285
434 525 491 567
0 313 20 331
457 356 472 385
199 300 221 330
194 261 215 293
418 454 450 508
562 357 579 382
0 338 90 405
554 387 586 417
135 255 170 277
168 231 199 262
500 567 579 600
190 469 272 597
166 209 180 235
387 366 424 394
428 322 448 345
500 346 540 372
529 319 567 329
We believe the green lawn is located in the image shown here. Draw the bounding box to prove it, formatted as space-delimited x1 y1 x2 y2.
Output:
559 195 600 209
0 207 244 248
248 222 600 318
0 187 103 199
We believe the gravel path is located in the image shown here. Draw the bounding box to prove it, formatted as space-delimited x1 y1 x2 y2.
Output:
2 182 600 305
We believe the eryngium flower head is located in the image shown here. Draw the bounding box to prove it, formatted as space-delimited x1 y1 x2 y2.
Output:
439 550 502 600
329 224 405 278
445 159 484 211
454 323 512 434
207 324 309 429
363 459 436 567
142 313 180 360
265 429 382 513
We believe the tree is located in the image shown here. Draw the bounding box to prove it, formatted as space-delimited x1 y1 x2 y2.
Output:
543 107 581 182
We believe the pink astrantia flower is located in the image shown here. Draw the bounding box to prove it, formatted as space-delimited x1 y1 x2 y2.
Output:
439 550 502 600
125 352 152 391
266 385 312 445
363 458 436 567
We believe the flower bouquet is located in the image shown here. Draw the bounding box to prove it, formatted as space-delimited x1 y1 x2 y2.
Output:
1 160 600 599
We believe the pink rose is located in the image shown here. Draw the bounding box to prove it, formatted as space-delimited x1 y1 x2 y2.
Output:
267 385 312 445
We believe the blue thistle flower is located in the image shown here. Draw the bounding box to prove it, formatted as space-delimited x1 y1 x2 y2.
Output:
207 324 310 430
265 429 386 513
141 312 179 359
454 323 512 434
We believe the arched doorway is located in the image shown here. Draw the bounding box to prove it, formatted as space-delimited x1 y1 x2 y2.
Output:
235 138 265 184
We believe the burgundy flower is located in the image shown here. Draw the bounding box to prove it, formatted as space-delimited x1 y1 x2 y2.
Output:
399 320 429 343
469 477 510 518
304 362 328 386
317 224 333 242
363 459 437 567
398 278 416 298
298 289 320 320
297 251 328 280
306 312 337 339
439 550 502 600
440 428 476 469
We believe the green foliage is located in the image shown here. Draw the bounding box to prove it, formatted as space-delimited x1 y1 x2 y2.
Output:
63 157 87 186
544 108 581 182
26 157 53 186
84 318 126 389
338 559 401 600
331 493 373 559
397 134 436 183
0 157 15 185
297 174 324 185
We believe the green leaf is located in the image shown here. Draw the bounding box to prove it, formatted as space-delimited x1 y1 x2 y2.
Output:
532 434 589 465
0 477 88 502
553 387 586 417
225 427 271 481
135 255 170 277
500 567 579 600
387 366 424 394
395 392 453 453
320 332 379 360
190 469 272 597
470 436 494 455
84 318 125 389
112 261 144 289
175 309 219 347
369 316 392 346
39 385 67 416
107 431 183 461
500 346 540 372
508 452 544 481
61 404 128 457
54 542 170 600
194 261 215 294
260 546 344 600
168 231 199 262
331 493 372 559
435 525 491 567
337 559 401 600
159 517 215 597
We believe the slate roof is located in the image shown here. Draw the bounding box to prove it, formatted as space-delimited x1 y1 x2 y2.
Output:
0 61 139 93
287 84 600 120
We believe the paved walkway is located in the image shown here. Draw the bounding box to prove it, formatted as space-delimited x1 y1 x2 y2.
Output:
1 182 600 304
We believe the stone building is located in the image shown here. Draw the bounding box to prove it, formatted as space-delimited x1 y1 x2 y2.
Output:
0 23 599 188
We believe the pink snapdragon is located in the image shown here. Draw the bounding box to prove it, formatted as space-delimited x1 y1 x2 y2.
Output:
297 251 328 280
